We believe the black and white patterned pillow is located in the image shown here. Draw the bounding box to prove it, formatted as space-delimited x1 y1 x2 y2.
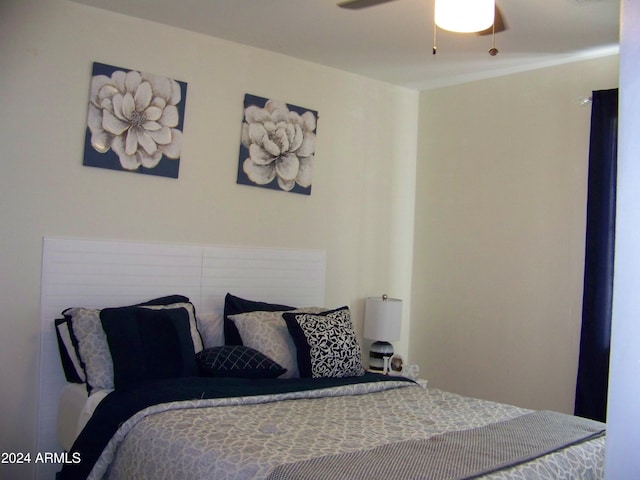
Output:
196 345 287 379
282 307 365 378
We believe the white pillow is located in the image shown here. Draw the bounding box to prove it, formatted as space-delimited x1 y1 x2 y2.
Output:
197 311 225 348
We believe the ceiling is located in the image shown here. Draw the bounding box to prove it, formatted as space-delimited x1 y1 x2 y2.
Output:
70 0 620 91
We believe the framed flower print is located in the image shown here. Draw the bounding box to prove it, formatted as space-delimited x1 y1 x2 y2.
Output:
237 94 318 195
83 62 187 179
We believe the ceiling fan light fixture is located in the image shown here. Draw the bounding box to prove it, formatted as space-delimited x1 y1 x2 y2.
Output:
434 0 495 33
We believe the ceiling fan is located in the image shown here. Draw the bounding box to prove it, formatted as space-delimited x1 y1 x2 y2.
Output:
337 0 508 36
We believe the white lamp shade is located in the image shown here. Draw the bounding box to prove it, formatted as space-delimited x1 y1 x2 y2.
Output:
434 0 495 33
364 296 402 342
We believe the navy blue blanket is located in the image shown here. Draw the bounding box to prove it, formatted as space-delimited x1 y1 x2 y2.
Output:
60 373 409 480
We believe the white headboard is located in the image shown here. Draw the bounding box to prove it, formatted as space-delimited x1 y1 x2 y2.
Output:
37 237 326 479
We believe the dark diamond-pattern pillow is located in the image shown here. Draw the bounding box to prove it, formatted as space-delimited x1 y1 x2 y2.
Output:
196 345 287 379
282 307 365 378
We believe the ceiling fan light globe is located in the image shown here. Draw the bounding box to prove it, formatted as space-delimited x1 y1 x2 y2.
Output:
434 0 495 33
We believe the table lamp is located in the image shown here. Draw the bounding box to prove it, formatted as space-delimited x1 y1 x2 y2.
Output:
364 294 402 372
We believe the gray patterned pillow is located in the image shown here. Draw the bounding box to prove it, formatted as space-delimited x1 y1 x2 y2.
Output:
229 307 324 379
282 307 365 378
66 301 203 392
66 307 112 392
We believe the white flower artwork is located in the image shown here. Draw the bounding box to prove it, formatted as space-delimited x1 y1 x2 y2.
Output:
237 94 318 195
84 62 187 178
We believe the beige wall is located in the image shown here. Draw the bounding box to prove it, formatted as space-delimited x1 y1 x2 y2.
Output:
0 1 417 476
412 55 619 413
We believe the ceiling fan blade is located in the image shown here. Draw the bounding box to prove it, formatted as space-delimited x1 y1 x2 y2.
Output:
476 5 507 35
337 0 399 10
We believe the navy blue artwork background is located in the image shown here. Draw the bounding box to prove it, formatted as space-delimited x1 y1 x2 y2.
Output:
237 93 316 195
83 62 187 179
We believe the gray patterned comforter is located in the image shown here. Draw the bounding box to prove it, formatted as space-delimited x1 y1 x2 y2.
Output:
93 381 605 480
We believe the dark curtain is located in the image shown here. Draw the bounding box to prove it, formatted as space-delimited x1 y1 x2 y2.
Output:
574 88 618 422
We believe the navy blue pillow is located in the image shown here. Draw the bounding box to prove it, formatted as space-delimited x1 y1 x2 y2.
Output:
223 293 295 345
100 306 198 389
56 294 192 385
133 294 190 306
196 345 286 379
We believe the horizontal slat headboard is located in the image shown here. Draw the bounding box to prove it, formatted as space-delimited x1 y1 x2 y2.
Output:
37 237 326 479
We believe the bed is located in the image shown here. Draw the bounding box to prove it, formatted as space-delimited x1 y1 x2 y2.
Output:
38 237 605 480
